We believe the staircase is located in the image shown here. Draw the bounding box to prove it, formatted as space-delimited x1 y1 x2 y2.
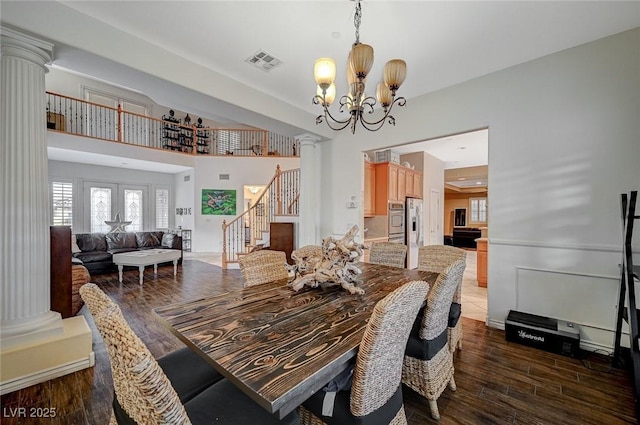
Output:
222 165 300 269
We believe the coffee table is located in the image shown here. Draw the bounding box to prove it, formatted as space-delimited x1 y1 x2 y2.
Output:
112 249 182 285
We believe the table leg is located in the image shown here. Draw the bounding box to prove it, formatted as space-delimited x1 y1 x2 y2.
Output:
173 259 178 276
118 265 124 283
138 266 145 286
154 263 158 275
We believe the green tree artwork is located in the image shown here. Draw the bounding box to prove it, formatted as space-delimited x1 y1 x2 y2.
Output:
202 189 236 215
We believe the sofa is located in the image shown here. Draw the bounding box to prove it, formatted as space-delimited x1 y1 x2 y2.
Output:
73 231 182 275
452 228 481 248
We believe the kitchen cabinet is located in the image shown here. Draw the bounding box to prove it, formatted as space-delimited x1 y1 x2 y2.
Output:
397 168 407 202
373 162 423 215
412 172 422 198
405 170 414 197
364 161 376 217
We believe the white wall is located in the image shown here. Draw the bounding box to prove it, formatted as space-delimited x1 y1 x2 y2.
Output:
190 157 300 252
421 153 445 245
174 169 195 231
318 29 640 350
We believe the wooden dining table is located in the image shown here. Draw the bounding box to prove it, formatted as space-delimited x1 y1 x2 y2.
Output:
153 262 439 419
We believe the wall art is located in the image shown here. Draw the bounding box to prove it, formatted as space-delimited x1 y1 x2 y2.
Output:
202 189 236 215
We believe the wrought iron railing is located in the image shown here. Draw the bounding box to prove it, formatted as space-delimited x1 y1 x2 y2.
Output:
45 91 298 157
222 165 300 268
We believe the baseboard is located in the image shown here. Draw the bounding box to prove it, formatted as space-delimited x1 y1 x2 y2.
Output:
0 352 95 395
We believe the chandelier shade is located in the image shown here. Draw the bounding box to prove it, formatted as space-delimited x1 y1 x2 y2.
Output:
314 58 336 89
312 0 407 133
383 59 407 93
317 83 336 106
349 43 374 79
376 83 392 108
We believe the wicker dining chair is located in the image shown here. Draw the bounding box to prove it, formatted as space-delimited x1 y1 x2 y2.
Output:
417 245 467 353
369 242 408 268
291 245 323 276
79 284 227 417
91 301 298 425
402 259 465 420
239 249 289 287
297 280 430 425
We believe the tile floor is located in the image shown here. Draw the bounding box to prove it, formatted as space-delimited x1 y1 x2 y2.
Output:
184 249 488 323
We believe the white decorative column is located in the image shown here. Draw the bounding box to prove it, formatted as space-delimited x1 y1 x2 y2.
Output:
296 133 321 247
0 27 62 346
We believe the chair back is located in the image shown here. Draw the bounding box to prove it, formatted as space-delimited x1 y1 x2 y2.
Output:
419 259 465 340
350 280 430 417
79 283 117 318
369 242 408 268
94 304 192 424
417 245 466 303
239 250 289 287
417 245 465 273
291 245 323 275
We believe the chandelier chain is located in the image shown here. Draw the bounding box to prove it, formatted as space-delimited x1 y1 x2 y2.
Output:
354 0 362 44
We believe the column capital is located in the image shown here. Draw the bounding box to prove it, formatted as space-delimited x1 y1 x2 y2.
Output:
1 26 53 70
295 133 321 147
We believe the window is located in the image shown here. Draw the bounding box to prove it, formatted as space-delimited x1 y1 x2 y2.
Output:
155 188 169 229
90 187 112 233
470 198 487 223
124 189 143 232
52 181 73 228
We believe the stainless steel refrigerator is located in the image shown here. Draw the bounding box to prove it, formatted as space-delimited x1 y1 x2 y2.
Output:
405 197 424 269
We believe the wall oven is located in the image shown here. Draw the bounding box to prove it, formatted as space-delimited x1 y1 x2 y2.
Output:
388 202 405 241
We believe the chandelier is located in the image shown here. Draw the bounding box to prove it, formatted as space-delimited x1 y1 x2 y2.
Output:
313 0 407 134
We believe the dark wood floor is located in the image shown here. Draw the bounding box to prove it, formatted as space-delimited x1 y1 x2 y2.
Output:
2 260 637 424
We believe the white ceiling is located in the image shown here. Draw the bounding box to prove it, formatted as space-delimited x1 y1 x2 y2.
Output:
2 1 638 173
48 0 639 117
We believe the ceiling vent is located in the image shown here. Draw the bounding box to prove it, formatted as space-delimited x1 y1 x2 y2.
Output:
245 50 283 72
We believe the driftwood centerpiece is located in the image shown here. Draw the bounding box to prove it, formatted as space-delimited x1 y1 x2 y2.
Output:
289 225 366 294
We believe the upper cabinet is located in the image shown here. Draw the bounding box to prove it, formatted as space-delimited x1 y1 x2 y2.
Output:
372 162 422 215
364 161 376 217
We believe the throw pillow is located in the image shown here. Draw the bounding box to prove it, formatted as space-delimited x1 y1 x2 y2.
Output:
71 234 81 253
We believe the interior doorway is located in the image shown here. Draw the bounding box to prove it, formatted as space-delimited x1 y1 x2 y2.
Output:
363 128 489 322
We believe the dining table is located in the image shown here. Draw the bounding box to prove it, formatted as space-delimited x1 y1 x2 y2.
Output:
153 262 439 419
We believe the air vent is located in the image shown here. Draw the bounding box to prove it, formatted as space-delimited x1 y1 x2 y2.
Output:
184 175 190 182
219 174 230 180
245 49 283 72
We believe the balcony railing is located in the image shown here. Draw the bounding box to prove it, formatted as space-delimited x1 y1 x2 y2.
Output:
45 91 298 157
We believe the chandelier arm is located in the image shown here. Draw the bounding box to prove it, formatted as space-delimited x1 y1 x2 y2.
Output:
359 116 392 132
359 96 406 127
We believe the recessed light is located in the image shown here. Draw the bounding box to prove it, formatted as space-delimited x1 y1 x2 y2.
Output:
476 181 483 185
331 32 341 39
457 146 466 150
457 177 466 181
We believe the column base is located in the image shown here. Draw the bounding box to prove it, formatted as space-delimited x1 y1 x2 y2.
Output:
1 310 63 349
0 316 94 395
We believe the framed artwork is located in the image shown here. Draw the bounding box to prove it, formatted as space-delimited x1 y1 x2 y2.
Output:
454 208 467 227
202 189 237 215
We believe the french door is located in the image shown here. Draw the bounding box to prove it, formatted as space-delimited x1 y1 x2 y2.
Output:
83 182 149 233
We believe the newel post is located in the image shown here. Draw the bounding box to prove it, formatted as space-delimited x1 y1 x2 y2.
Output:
117 103 123 142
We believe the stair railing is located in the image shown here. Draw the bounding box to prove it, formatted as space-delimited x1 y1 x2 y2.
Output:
222 165 300 268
